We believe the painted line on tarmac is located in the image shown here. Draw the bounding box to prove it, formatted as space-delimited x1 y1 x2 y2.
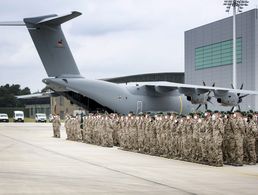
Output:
0 132 196 195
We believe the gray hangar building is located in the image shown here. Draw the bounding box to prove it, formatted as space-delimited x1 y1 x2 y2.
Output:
185 9 258 111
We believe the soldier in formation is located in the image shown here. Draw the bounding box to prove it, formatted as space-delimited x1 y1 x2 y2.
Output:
63 110 258 167
52 114 61 138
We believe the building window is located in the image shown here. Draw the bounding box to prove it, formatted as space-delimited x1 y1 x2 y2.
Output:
195 38 242 70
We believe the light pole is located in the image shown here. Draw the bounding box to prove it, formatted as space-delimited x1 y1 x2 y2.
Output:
223 0 249 89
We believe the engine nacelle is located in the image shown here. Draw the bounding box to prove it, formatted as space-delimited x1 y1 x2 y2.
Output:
186 93 208 104
216 92 239 106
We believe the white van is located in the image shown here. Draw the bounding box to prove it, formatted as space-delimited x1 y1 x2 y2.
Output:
13 111 24 122
0 113 9 122
35 113 47 122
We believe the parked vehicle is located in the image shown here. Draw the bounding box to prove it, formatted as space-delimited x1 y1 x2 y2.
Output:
35 113 47 122
13 111 24 122
0 113 9 122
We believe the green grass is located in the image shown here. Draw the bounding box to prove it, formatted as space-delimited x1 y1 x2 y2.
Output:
24 118 35 123
8 118 51 123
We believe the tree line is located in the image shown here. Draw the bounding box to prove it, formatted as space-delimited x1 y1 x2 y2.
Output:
0 84 31 107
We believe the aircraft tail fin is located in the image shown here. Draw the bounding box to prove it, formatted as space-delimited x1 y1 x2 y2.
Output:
21 11 82 78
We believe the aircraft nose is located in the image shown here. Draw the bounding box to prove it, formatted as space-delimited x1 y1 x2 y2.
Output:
42 79 49 84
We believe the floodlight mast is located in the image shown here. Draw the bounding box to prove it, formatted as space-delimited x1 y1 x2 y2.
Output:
223 0 249 91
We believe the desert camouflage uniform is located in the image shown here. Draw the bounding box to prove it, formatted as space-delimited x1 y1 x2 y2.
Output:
211 117 224 166
52 115 61 138
64 116 71 140
184 118 193 162
230 117 245 166
222 117 232 164
244 118 257 164
137 117 145 153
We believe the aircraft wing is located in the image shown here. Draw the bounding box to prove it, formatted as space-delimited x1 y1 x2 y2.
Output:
127 81 258 96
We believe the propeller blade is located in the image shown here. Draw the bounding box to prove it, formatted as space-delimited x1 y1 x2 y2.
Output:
237 84 243 96
207 83 215 96
238 105 241 111
205 104 208 110
196 104 202 111
202 81 206 86
240 83 244 90
230 106 235 112
231 84 234 89
239 94 249 99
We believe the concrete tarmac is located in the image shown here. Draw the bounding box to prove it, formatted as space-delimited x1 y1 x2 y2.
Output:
0 123 257 195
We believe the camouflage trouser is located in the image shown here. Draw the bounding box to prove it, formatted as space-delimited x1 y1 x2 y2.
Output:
149 139 157 155
246 139 257 164
199 138 207 163
65 128 71 140
112 129 119 146
256 140 258 163
85 130 92 144
244 138 257 164
213 141 223 167
226 138 236 165
138 136 144 153
76 128 82 141
71 130 76 141
222 139 228 163
234 139 244 166
81 129 86 142
54 127 60 138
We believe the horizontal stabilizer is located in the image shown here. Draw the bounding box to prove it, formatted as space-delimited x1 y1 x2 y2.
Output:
0 21 25 26
24 11 82 26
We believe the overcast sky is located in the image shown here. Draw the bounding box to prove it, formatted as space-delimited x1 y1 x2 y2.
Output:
0 0 257 92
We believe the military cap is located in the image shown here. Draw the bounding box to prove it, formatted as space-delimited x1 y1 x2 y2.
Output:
189 113 194 117
247 114 253 118
214 110 219 113
206 110 212 113
241 111 247 116
195 112 201 116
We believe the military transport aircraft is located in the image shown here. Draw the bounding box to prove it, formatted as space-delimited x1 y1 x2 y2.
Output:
1 11 257 114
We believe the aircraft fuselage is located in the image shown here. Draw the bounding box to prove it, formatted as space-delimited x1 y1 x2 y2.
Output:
43 77 193 114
